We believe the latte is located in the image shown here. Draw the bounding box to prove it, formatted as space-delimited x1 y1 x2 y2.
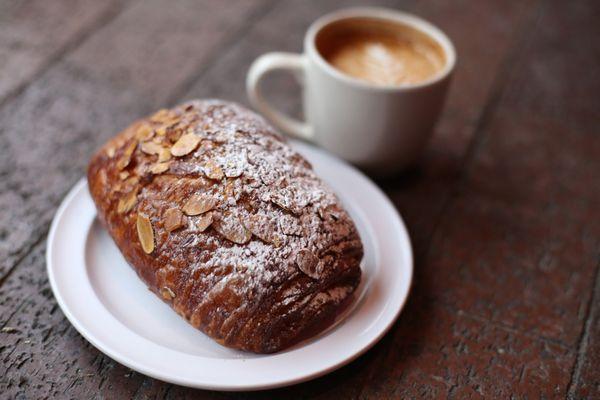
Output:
317 18 446 86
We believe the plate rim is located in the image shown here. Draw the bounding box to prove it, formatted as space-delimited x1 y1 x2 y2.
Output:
46 143 413 391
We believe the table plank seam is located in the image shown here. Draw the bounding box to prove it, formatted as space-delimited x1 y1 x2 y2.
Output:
0 0 133 113
566 259 600 399
162 384 174 400
437 0 545 205
450 305 571 350
130 377 146 399
0 297 29 331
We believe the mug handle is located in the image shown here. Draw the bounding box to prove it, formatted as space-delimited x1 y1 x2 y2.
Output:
246 52 313 141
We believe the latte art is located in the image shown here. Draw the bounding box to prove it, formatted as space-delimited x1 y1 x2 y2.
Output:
317 18 446 86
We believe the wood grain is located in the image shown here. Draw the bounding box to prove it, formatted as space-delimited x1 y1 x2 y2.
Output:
0 0 598 398
0 0 128 106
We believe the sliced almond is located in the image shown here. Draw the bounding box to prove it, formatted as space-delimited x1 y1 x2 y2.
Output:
171 133 201 157
318 204 340 221
204 159 224 180
164 208 184 232
271 186 308 215
221 178 241 204
106 147 116 158
98 170 108 186
223 153 246 178
279 214 302 236
160 286 176 300
189 211 213 232
271 235 284 247
169 120 182 130
118 171 129 180
271 194 292 213
149 162 170 175
135 124 154 141
124 176 139 187
259 168 280 186
141 141 163 155
150 109 174 123
244 214 283 246
117 187 139 213
224 168 243 178
214 212 251 244
158 147 172 162
136 214 155 254
295 249 319 279
155 126 167 136
182 193 216 216
150 109 168 121
167 128 182 143
116 140 137 170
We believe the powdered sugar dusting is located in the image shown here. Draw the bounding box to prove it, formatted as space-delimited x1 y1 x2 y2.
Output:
98 99 363 352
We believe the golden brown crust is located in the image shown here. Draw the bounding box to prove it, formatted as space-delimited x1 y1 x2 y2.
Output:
87 100 363 353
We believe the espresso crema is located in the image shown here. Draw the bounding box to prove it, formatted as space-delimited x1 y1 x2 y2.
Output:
317 18 446 86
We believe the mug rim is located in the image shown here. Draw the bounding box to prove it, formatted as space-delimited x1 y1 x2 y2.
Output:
305 7 457 92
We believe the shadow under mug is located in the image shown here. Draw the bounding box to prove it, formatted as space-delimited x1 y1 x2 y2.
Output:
246 7 456 174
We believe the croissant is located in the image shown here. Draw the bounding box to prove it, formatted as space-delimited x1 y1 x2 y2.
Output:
87 100 363 353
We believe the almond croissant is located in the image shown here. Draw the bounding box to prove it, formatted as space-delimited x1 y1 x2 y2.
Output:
87 100 363 353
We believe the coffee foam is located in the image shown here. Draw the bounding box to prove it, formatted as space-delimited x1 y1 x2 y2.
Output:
317 17 446 86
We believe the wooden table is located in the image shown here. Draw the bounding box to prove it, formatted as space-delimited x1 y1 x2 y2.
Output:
1 1 598 398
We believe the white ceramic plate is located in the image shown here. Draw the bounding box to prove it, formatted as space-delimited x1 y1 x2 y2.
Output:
46 141 413 391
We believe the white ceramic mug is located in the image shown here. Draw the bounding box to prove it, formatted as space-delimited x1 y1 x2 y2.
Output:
246 7 456 174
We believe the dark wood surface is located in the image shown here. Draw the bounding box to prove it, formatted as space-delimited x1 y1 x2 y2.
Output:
1 0 598 398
